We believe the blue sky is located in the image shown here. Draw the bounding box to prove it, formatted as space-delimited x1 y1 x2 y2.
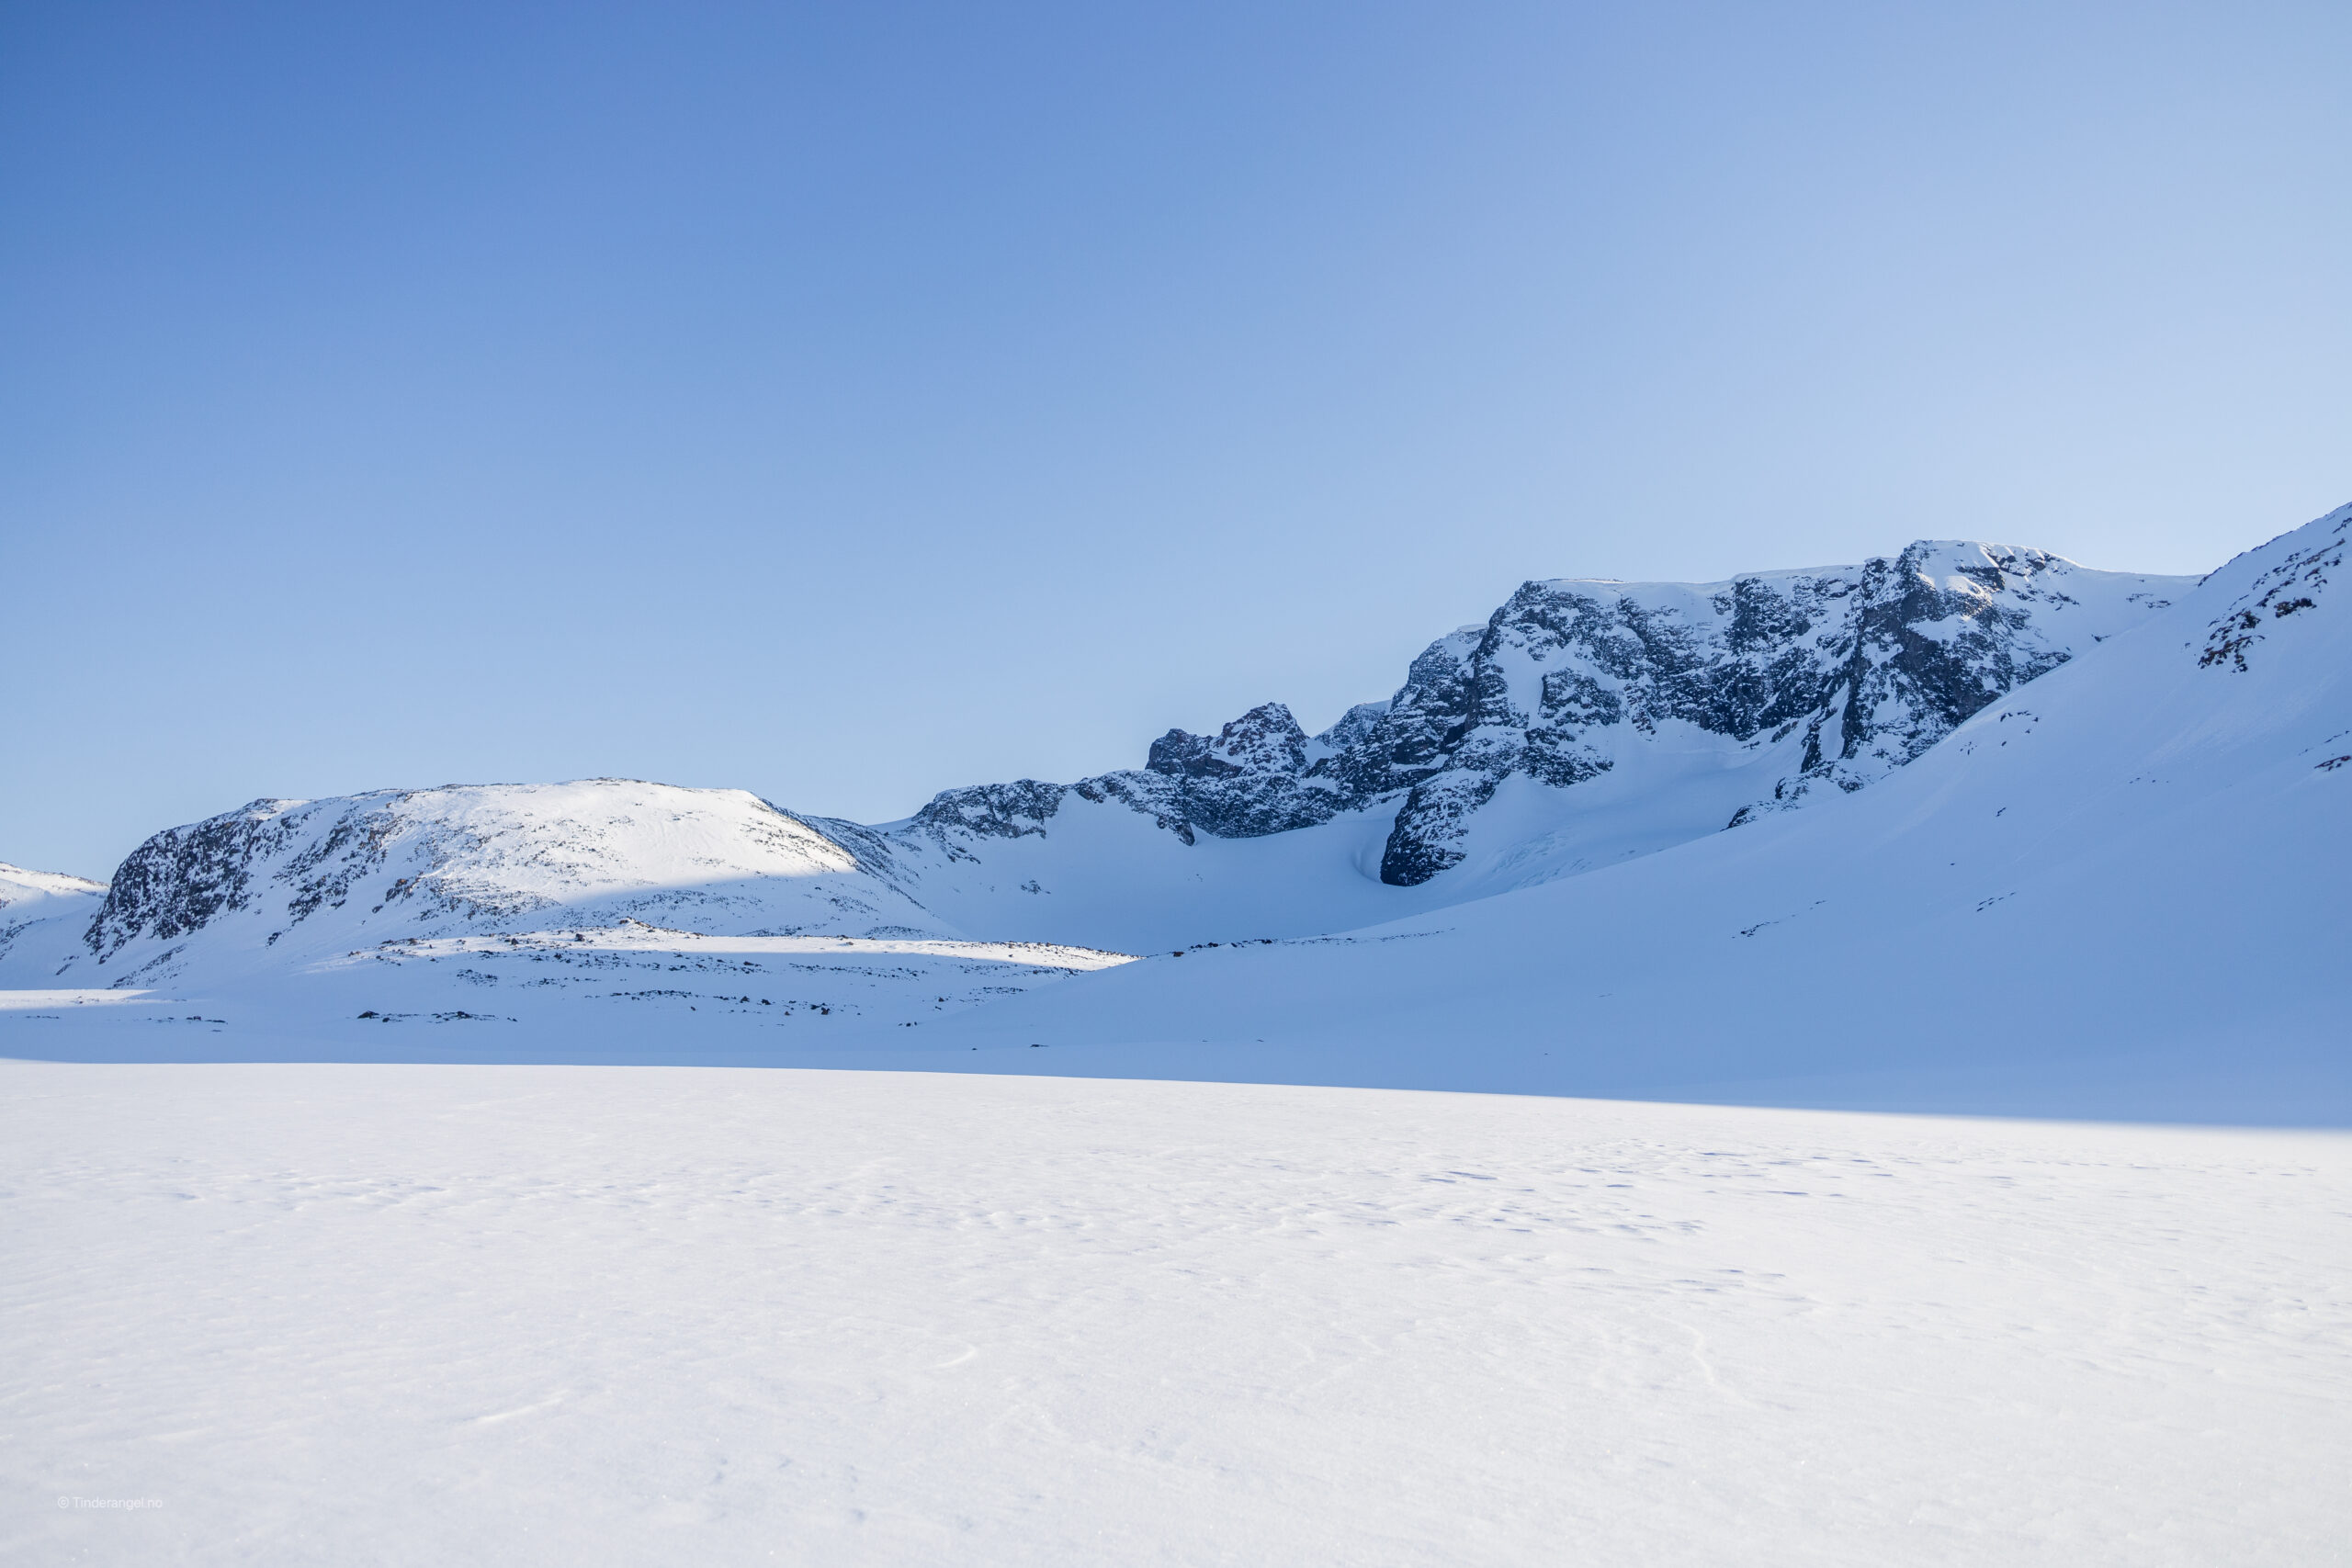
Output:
6 0 2347 877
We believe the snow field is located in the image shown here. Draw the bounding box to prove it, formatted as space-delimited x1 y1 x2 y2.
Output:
6 1062 2346 1565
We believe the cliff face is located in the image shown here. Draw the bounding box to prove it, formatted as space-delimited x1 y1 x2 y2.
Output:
893 541 2190 886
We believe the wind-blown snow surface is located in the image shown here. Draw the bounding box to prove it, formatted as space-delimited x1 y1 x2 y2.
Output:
6 1063 2346 1566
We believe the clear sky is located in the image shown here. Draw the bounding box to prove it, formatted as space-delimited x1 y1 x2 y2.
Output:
6 1 2347 878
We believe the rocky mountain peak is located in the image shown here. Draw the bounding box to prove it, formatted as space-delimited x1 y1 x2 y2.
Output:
1147 702 1310 780
892 538 2193 891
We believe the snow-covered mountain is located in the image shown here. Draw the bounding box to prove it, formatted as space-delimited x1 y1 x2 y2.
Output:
5 517 2338 1122
845 540 2189 950
920 504 2351 1120
18 536 2186 983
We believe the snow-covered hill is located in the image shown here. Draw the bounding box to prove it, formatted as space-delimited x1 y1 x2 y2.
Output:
0 782 1145 1044
47 780 966 987
852 540 2190 951
918 504 2351 1121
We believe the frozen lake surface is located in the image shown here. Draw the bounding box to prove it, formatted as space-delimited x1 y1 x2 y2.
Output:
6 1061 2346 1565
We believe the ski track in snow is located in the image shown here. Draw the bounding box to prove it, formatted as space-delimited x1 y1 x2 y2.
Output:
6 1062 2347 1566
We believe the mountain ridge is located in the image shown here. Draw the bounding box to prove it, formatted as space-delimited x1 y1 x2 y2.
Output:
4 536 2197 974
16 513 2332 1128
842 537 2188 946
904 502 2349 1120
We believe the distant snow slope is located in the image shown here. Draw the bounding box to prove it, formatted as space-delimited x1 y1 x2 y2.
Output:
0 863 105 901
855 541 2190 951
42 779 967 991
7 1063 2346 1566
0 862 105 983
913 504 2352 1121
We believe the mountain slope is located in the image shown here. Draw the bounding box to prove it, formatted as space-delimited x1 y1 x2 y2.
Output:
914 505 2352 1121
856 541 2190 952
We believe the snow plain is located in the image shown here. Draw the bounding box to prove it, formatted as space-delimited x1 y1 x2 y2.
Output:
7 1061 2348 1566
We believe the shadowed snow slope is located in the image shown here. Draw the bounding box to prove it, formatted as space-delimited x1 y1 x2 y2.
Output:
914 505 2352 1122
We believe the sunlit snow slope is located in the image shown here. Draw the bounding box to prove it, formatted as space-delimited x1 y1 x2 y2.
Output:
0 863 105 978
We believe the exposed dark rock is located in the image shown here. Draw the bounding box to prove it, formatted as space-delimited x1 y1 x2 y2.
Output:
910 781 1067 851
2199 509 2345 672
88 800 307 960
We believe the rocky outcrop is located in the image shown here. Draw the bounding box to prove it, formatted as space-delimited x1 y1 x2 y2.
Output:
2199 504 2346 673
88 798 399 961
896 541 2192 886
902 703 1356 852
1134 704 1351 840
